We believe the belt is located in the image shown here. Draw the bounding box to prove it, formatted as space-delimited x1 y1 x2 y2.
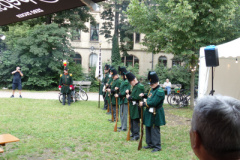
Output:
62 84 69 86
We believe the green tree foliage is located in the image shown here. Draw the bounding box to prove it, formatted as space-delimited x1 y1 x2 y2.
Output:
0 24 74 90
111 34 121 64
155 63 192 90
0 7 95 90
127 0 240 107
100 0 134 56
68 63 84 81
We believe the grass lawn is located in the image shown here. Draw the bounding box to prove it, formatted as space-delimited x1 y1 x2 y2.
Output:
0 98 197 160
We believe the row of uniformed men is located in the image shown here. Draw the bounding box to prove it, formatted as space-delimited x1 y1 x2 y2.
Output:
100 64 166 153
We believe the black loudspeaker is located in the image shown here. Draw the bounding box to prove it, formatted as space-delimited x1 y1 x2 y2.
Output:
204 47 219 67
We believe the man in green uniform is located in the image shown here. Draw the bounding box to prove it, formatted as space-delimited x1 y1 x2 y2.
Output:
139 71 166 152
59 67 73 106
107 68 122 121
126 72 144 141
101 64 110 110
115 66 131 132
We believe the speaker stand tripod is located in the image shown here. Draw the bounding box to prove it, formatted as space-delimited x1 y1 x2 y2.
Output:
209 66 215 96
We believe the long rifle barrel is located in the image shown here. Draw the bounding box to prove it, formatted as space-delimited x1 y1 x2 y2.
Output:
138 97 144 150
110 93 114 122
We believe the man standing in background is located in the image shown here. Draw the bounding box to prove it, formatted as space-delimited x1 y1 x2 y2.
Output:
11 66 23 98
59 67 73 106
101 64 110 110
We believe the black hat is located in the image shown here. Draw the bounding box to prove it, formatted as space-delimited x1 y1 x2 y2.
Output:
109 66 114 73
111 68 118 76
64 67 69 71
118 66 128 75
148 71 159 84
104 64 110 70
126 72 136 82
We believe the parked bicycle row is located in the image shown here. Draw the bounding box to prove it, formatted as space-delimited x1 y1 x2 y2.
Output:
167 87 198 108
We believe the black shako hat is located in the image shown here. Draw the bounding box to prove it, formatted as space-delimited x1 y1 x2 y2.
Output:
104 64 110 70
126 72 136 82
111 68 118 76
148 71 159 84
118 66 127 75
109 66 114 73
64 67 69 71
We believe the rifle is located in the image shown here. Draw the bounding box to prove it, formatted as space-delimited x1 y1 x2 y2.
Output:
138 97 144 150
105 85 110 113
114 97 118 132
107 84 114 122
107 102 110 113
109 94 114 122
126 100 131 141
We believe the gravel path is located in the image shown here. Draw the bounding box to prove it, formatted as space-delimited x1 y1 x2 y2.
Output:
0 89 168 103
0 90 103 101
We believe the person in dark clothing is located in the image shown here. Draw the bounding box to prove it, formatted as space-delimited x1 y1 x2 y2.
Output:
59 67 73 106
11 66 23 98
139 71 166 153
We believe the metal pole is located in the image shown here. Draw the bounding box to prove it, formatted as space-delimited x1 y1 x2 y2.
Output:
211 66 214 95
98 43 102 108
98 81 100 108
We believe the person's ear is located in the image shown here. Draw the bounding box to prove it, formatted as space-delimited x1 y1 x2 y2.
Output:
190 130 202 158
195 131 201 148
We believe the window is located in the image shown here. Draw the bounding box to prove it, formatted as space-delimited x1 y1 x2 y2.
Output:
89 53 98 67
172 59 182 67
121 55 139 67
71 29 81 41
158 56 167 67
135 33 140 43
90 24 99 41
73 53 82 64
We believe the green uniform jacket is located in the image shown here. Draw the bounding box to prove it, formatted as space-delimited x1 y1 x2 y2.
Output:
100 73 109 95
59 74 73 94
143 86 166 127
105 76 113 102
110 78 122 105
129 83 144 119
119 79 131 105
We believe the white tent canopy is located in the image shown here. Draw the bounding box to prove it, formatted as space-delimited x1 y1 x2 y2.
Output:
198 38 240 99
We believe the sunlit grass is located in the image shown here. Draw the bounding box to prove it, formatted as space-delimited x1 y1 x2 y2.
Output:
0 98 197 160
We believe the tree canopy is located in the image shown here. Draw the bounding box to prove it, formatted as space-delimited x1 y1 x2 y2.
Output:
100 0 134 57
127 0 240 55
0 7 95 90
127 0 240 107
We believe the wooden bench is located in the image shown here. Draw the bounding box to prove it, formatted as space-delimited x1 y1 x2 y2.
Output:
73 81 91 92
160 84 182 94
0 134 20 146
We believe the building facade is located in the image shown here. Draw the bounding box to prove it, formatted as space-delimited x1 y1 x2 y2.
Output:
70 7 176 75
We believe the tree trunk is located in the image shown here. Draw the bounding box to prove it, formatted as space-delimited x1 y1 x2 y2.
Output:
114 1 119 37
190 70 195 109
46 15 52 24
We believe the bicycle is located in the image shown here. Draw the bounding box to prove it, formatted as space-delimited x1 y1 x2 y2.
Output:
75 84 88 101
169 87 198 108
166 84 182 105
59 86 79 103
169 89 189 108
